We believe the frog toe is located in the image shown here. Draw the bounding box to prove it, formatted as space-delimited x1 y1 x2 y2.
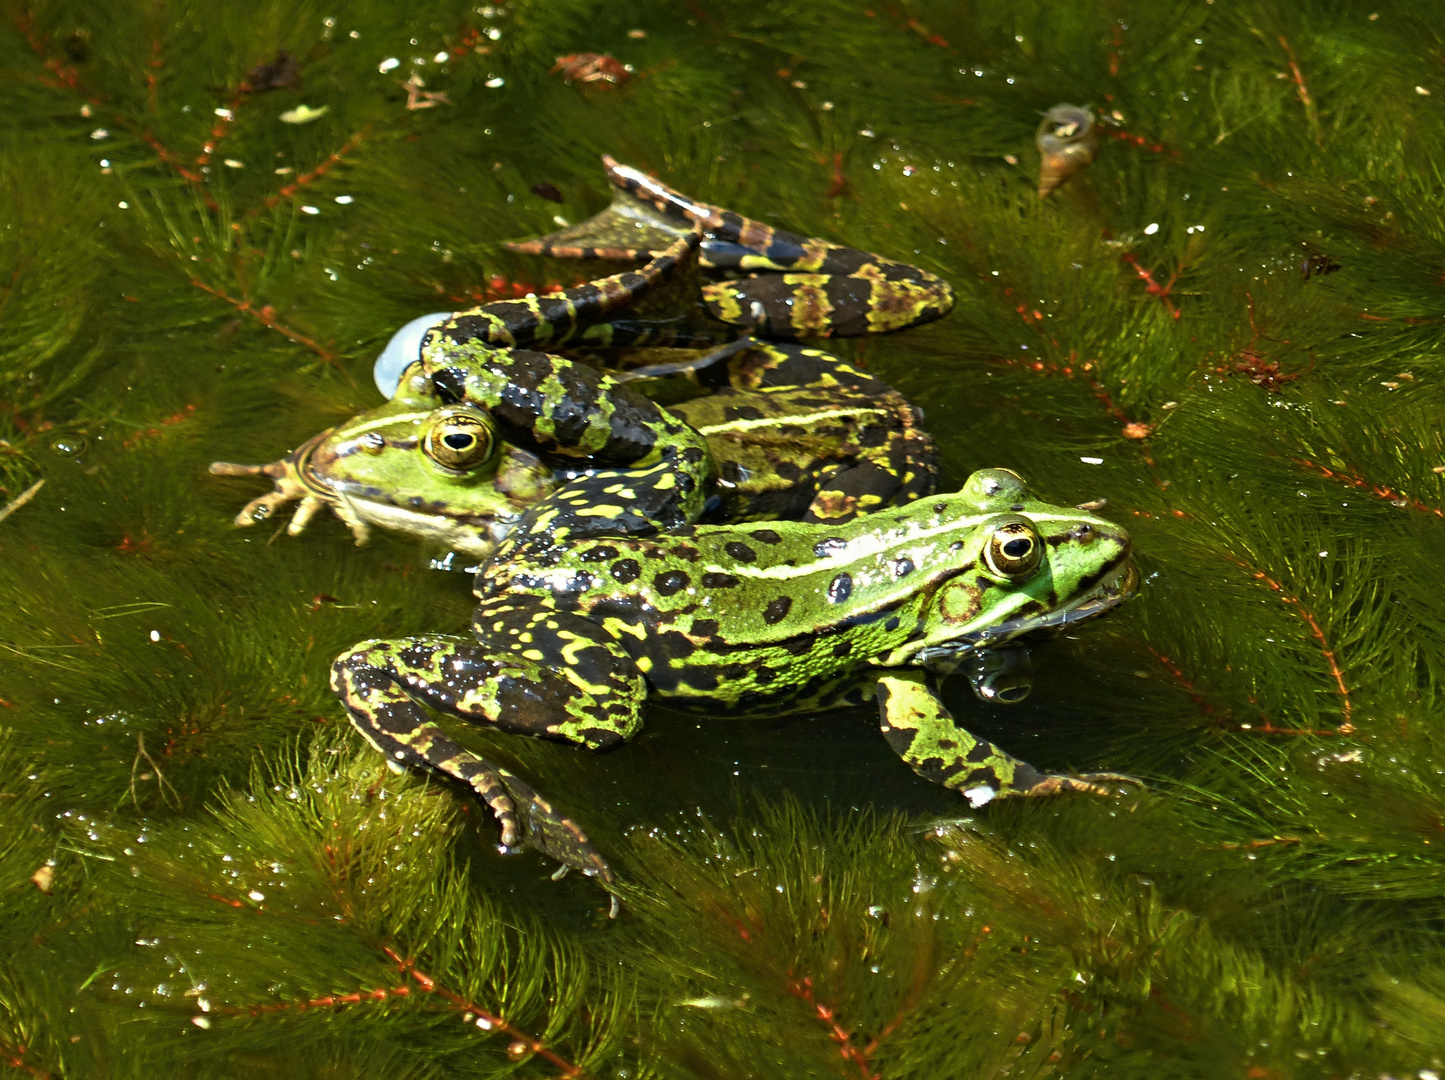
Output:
1016 772 1142 799
487 767 615 882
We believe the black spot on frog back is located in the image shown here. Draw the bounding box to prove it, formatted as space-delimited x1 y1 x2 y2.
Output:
654 569 690 597
724 541 757 562
763 596 793 624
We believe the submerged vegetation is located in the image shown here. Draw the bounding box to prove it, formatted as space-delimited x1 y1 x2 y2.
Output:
2 0 1445 1074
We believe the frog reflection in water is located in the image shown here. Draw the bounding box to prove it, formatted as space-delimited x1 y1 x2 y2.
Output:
331 468 1138 881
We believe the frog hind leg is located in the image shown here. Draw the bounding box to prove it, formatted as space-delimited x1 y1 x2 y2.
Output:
332 627 647 880
508 158 954 339
498 444 713 550
700 262 954 340
874 671 1136 808
433 228 700 354
730 343 938 522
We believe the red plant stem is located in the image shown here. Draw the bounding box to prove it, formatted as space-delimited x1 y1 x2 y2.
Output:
825 151 847 197
259 130 368 211
219 983 413 1016
188 279 340 368
14 11 210 189
145 8 164 114
786 974 877 1080
0 1041 50 1080
197 82 252 167
1118 251 1180 319
1277 34 1320 141
1106 128 1176 157
1232 559 1354 730
1292 457 1444 519
383 948 593 1079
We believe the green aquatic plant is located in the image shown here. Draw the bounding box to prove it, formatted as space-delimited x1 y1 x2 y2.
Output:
3 0 1445 1075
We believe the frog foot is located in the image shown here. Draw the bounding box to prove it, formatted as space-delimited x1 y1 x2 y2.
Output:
485 766 615 882
210 432 372 545
1003 771 1142 801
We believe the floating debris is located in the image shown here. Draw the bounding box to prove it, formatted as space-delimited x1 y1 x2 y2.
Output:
550 53 629 86
529 181 564 203
247 49 301 91
31 864 55 894
1036 104 1099 198
0 478 45 525
279 104 329 124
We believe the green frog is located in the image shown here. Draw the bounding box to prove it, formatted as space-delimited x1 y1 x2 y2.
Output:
501 155 955 341
330 468 1138 881
213 338 938 558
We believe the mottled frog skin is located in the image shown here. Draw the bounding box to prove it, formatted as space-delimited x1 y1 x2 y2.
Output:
330 469 1137 881
214 339 937 558
502 155 955 342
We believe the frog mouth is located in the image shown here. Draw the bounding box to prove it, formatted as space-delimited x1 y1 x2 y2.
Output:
917 558 1139 666
970 558 1139 645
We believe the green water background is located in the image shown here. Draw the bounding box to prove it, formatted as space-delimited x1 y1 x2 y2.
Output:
2 0 1444 1075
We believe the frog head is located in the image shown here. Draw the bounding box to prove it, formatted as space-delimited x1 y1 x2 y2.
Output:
900 468 1137 667
211 362 558 558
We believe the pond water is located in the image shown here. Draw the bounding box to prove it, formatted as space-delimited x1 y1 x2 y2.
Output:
2 2 1443 1076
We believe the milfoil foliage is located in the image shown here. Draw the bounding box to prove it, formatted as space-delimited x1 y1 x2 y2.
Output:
1 0 1444 1075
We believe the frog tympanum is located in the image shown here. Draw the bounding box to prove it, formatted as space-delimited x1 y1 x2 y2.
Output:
330 468 1138 881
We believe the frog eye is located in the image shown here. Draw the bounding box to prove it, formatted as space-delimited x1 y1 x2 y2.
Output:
423 409 497 471
983 519 1042 579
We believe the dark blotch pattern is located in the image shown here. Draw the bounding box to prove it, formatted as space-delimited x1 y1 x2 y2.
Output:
763 596 793 624
611 558 641 584
724 541 757 563
828 572 853 604
701 571 740 589
654 569 690 597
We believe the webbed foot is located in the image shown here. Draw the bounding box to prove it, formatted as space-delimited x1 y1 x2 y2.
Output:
876 672 1139 809
484 765 615 882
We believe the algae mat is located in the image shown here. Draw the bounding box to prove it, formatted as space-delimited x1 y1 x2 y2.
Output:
2 1 1444 1075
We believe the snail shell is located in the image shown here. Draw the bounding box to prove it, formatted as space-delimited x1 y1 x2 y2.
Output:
1036 104 1099 198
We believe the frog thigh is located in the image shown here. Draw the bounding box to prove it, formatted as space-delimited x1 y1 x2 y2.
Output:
700 262 953 339
874 671 1125 808
331 633 643 879
510 457 711 543
803 424 940 524
727 341 892 395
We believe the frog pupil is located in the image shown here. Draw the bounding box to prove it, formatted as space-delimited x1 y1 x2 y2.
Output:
444 432 474 450
1003 538 1032 558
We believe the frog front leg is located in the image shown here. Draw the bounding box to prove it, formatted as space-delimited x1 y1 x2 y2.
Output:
874 671 1133 808
331 616 646 880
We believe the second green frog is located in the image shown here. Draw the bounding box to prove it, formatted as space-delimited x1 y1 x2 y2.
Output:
331 468 1138 881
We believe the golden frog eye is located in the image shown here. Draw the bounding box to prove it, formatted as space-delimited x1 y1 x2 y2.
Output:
423 408 497 471
983 519 1042 579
